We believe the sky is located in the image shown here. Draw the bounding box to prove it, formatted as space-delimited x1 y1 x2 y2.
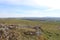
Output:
0 0 60 18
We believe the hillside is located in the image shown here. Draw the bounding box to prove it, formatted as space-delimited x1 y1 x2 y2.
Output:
0 18 60 40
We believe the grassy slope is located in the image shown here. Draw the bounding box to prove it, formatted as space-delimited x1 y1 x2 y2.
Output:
0 19 60 40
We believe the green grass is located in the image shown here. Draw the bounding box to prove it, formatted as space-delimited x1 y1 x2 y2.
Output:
0 19 60 40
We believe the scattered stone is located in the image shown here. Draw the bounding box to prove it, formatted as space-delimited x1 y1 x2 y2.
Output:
24 31 36 35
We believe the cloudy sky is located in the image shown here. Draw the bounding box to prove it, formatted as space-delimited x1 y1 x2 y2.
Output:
0 0 60 18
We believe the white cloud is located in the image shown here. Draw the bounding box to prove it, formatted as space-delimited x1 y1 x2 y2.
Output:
0 9 60 17
0 10 46 17
0 0 60 9
0 0 60 17
33 0 60 9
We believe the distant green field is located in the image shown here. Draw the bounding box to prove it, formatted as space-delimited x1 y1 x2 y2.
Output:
0 19 60 40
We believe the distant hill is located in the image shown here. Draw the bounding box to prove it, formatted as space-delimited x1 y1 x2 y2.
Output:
0 17 60 22
20 17 60 21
